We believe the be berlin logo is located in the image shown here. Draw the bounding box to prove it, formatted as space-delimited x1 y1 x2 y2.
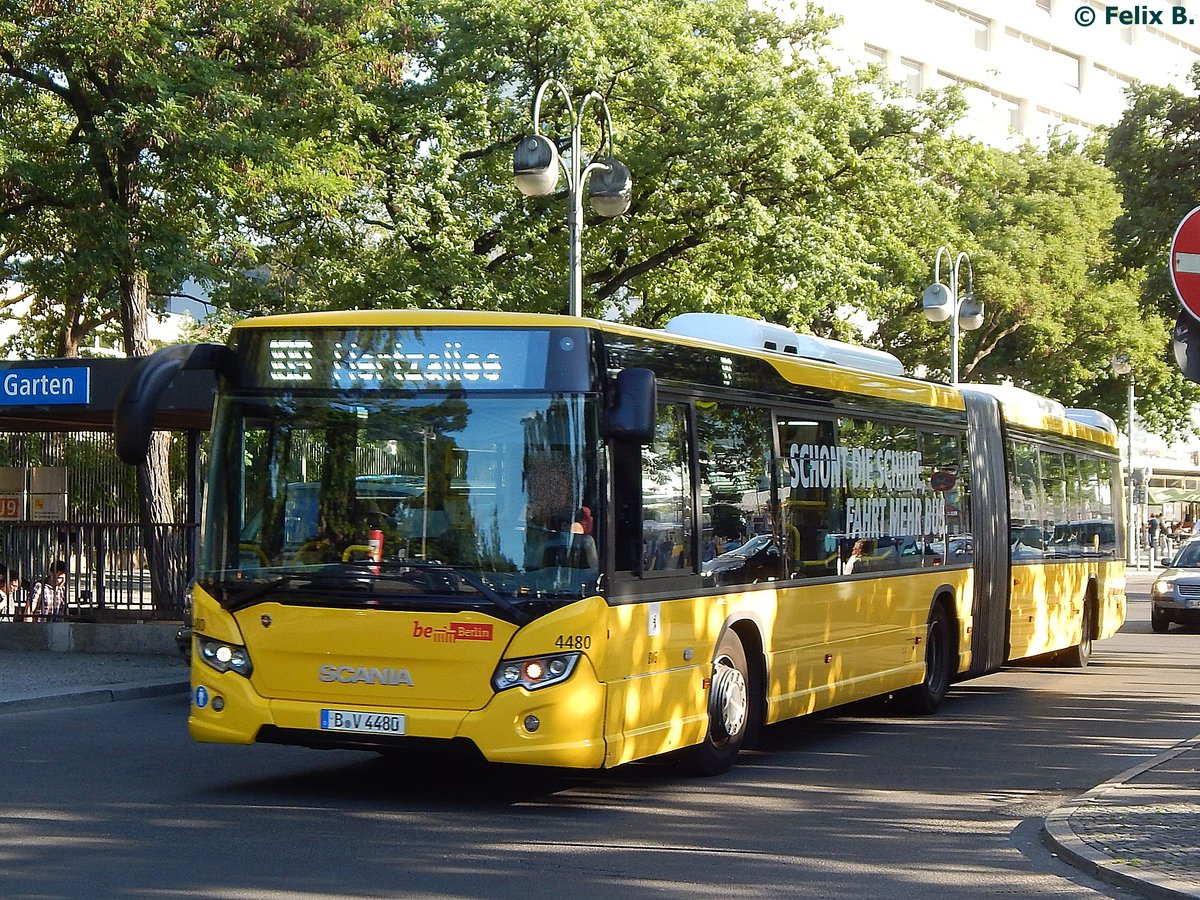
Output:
1075 5 1196 25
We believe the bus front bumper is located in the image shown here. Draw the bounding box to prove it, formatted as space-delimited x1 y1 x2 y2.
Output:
188 656 608 769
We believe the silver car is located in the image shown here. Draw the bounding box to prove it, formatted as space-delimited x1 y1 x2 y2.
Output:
1152 539 1200 633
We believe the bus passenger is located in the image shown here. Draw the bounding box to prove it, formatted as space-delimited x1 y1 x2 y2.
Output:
843 540 868 575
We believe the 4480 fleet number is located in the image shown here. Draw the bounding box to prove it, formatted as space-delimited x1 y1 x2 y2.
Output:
554 634 592 650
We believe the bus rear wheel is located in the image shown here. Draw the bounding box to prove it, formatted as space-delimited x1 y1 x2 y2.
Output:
1057 600 1094 667
678 631 749 776
901 604 953 715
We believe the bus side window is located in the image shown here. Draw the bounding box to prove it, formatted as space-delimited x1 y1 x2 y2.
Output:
639 403 694 574
776 417 839 578
696 402 775 585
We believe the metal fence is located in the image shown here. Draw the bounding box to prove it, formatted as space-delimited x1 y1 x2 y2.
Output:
0 430 199 622
0 521 196 621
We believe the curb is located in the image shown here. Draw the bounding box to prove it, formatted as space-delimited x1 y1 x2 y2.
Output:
1043 734 1200 900
0 680 189 714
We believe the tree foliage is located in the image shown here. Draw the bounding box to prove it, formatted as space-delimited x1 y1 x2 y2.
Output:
0 0 386 355
0 0 1187 439
219 0 962 336
0 0 390 608
1104 66 1200 433
878 135 1171 431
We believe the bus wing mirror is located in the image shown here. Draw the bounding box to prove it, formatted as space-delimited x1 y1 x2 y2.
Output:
114 343 241 464
606 368 656 444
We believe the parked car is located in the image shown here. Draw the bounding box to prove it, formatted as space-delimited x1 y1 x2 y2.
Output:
702 534 781 586
1151 538 1200 633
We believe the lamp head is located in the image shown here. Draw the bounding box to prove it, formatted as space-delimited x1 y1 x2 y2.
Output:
921 283 952 323
513 134 560 197
587 158 632 217
958 292 984 331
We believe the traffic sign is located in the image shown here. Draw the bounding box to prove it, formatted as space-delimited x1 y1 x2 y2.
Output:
1173 310 1200 383
1170 206 1200 320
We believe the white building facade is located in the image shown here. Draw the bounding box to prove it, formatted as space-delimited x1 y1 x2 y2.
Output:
820 0 1200 146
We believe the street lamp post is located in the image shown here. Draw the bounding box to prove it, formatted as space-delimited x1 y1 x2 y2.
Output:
1112 353 1138 566
922 247 983 384
513 79 633 318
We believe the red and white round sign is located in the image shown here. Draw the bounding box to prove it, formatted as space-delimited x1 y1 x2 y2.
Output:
1170 206 1200 321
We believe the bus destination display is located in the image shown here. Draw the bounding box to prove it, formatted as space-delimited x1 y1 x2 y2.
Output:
258 329 551 390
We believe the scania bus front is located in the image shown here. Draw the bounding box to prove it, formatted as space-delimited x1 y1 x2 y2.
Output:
118 313 652 768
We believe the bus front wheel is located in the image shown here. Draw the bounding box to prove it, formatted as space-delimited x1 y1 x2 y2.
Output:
678 631 749 776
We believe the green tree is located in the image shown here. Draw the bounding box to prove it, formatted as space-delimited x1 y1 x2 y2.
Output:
0 0 388 609
876 135 1172 433
1104 67 1200 433
218 0 961 337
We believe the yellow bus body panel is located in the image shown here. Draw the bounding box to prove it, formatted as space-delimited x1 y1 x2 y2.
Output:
189 569 979 769
760 570 972 721
600 569 973 767
1007 560 1126 660
188 587 611 768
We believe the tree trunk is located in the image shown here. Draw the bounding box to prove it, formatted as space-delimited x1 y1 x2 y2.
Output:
121 267 186 615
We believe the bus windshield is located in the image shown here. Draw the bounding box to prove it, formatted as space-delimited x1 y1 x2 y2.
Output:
199 392 601 611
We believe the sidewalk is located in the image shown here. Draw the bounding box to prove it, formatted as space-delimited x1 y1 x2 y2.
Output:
1042 566 1200 899
0 648 188 711
1045 736 1200 899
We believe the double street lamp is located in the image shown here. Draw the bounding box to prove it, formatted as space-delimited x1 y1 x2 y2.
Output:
513 79 633 318
922 247 983 384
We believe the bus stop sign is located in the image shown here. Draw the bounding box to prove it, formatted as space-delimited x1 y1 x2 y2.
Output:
1170 206 1200 321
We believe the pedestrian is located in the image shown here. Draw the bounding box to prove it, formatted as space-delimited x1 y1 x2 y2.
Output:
0 565 21 622
1148 514 1162 552
24 560 68 623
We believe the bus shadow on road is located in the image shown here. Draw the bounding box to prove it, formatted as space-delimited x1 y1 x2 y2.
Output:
203 747 683 808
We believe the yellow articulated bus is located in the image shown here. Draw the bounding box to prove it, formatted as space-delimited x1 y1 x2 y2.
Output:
115 310 1125 774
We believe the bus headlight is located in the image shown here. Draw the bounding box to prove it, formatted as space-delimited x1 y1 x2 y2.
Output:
197 635 253 677
492 653 579 691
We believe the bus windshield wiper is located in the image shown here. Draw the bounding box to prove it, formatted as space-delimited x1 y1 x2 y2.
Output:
218 568 378 612
373 561 532 626
219 563 533 625
220 576 294 612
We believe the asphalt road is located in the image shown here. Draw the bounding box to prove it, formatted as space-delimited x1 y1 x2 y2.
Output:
0 585 1192 899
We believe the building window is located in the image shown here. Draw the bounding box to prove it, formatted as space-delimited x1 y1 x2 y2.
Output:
1007 29 1082 90
901 58 923 94
1036 0 1052 12
929 1 992 51
1007 100 1022 132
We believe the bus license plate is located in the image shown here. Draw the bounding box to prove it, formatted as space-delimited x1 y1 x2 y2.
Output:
320 709 406 735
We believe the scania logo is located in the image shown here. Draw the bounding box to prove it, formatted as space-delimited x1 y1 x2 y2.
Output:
318 664 414 686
